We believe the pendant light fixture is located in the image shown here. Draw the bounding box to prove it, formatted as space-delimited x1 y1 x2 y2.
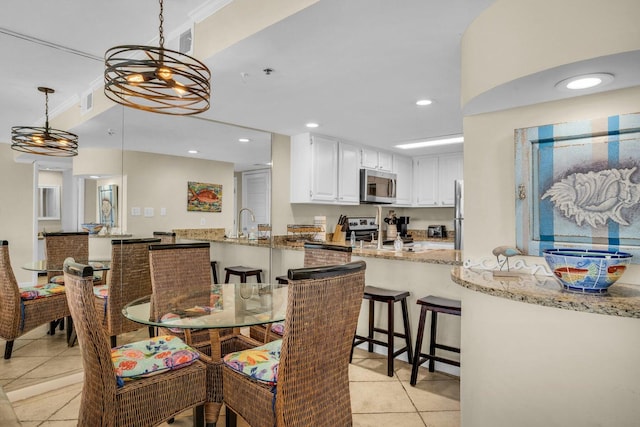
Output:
11 87 79 157
104 0 211 115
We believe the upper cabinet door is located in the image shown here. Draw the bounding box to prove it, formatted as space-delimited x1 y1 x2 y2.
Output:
378 151 393 172
438 152 463 206
414 156 439 206
393 155 413 206
310 135 339 202
360 147 378 169
338 142 360 204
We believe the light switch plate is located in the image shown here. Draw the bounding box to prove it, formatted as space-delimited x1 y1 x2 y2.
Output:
144 207 154 217
131 207 141 216
160 207 166 216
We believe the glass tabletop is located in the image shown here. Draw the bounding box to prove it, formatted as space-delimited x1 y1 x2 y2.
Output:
123 282 288 330
22 260 111 272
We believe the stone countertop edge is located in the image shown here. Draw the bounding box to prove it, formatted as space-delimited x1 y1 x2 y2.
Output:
451 266 640 318
173 229 462 266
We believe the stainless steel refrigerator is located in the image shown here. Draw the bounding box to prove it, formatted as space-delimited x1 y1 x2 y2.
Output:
454 180 464 250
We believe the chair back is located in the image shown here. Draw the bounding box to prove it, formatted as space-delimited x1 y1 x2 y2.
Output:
0 242 21 339
152 231 176 244
63 260 117 424
101 238 161 337
277 260 366 425
148 243 212 346
43 232 89 282
303 242 352 267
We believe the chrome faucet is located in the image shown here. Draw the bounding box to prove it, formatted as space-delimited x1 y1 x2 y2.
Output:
237 208 255 238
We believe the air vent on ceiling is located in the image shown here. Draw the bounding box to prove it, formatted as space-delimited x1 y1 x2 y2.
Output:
179 28 193 54
81 90 93 115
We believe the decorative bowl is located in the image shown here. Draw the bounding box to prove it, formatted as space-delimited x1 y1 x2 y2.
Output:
81 223 104 235
543 248 632 294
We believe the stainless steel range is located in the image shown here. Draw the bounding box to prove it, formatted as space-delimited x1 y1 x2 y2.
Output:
344 216 378 241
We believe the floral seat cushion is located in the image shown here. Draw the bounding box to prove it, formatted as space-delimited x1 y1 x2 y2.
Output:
270 322 284 335
223 339 282 385
20 283 65 300
111 335 200 387
93 284 109 299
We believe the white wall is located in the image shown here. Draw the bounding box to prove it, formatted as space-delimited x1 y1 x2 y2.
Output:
459 0 640 425
0 149 35 284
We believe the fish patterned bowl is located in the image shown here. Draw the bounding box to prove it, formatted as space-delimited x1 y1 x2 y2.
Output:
543 248 632 294
81 223 104 235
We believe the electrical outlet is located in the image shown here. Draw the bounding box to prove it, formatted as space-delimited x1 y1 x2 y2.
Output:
200 218 206 225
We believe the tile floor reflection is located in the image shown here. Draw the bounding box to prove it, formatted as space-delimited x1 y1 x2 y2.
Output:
2 326 460 426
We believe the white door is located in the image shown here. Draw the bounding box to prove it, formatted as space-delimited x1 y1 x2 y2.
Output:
242 169 271 234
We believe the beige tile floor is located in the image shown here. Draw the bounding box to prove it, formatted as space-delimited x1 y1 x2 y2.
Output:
1 326 460 426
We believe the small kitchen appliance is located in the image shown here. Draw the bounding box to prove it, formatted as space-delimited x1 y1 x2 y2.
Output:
397 216 410 238
427 225 447 238
359 169 397 204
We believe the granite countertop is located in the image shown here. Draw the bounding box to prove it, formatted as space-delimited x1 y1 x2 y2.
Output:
173 228 462 265
451 266 640 318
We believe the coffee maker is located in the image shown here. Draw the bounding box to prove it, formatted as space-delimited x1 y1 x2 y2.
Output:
397 216 410 238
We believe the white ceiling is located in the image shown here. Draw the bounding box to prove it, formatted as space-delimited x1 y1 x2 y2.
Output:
2 0 639 170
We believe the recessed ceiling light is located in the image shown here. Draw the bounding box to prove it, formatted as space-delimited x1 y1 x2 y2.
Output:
555 73 614 91
305 122 319 128
395 135 464 149
238 138 250 142
416 99 433 106
188 150 198 154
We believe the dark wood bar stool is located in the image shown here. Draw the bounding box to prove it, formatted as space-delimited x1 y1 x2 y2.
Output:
224 266 262 283
210 261 219 284
351 286 413 377
410 295 461 386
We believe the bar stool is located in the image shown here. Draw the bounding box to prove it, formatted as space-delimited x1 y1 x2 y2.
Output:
224 266 262 283
410 295 461 386
210 261 219 284
351 286 413 377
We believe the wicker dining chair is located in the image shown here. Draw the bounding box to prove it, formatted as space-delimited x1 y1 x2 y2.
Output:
63 259 207 427
0 241 71 359
149 242 260 427
223 260 366 427
43 231 91 284
93 238 161 348
250 242 353 343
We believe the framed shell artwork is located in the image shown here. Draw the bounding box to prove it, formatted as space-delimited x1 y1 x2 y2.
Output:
515 112 640 263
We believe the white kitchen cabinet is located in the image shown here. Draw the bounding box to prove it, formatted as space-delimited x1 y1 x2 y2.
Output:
392 154 413 206
360 147 393 172
290 133 359 204
337 142 360 203
414 152 462 207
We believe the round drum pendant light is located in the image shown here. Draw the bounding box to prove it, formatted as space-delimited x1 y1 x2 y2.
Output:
104 0 211 115
11 87 79 157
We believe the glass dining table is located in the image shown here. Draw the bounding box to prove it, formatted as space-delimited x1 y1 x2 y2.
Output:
123 282 288 427
123 281 288 358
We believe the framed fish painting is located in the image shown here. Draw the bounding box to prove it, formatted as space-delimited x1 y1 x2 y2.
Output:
187 181 222 212
515 112 640 263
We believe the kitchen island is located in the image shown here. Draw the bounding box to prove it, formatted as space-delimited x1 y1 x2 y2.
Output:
174 228 464 373
451 266 640 427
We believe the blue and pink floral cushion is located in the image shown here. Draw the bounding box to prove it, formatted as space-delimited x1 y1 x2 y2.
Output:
222 339 282 385
270 322 284 335
93 284 109 299
111 335 200 387
20 283 66 300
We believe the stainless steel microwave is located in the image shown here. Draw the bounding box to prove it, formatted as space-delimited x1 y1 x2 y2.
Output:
359 169 397 204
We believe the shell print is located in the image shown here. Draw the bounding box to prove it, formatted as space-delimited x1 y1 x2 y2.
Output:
541 167 640 227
